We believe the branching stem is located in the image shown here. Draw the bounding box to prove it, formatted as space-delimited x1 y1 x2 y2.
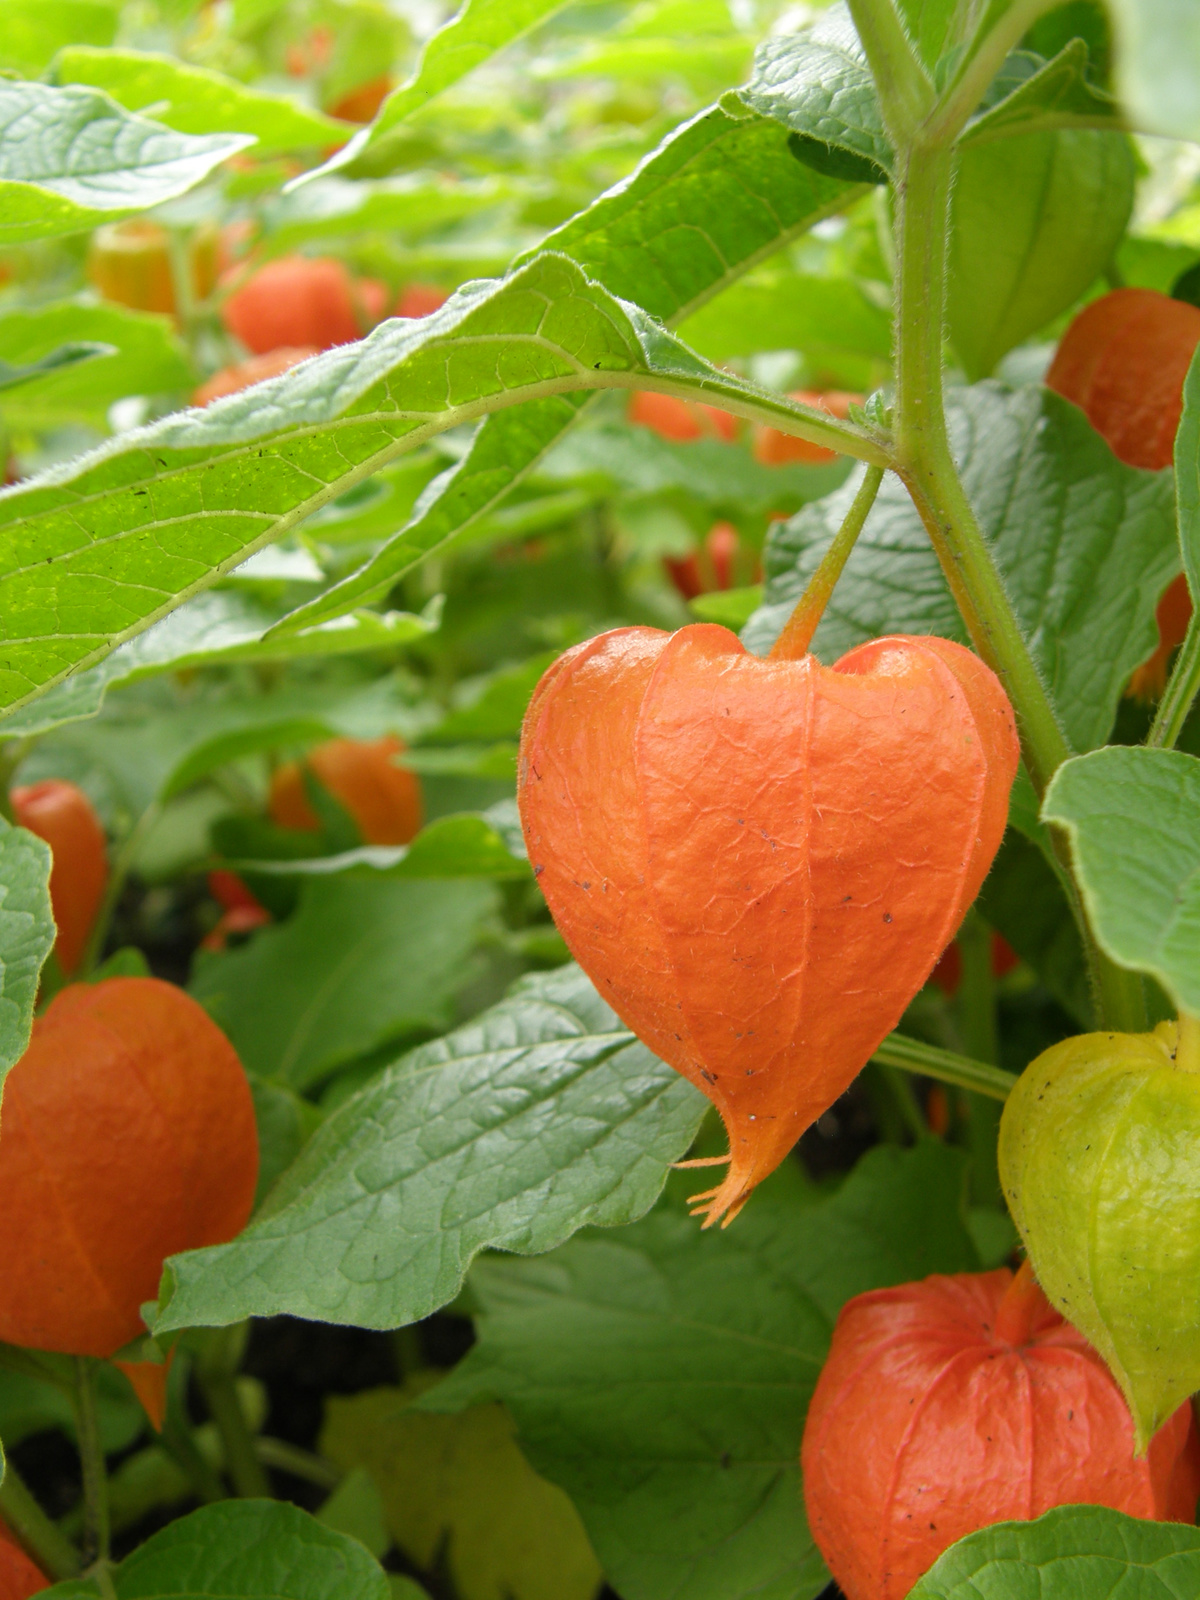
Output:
1147 609 1200 749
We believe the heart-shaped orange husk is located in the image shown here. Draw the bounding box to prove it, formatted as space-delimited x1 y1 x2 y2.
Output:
519 624 1018 1225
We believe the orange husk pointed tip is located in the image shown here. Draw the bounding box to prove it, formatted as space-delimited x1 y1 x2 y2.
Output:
116 1350 174 1431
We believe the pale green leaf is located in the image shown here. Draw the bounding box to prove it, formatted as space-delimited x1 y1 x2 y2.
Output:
39 1500 390 1600
677 269 891 367
229 810 529 882
1108 0 1200 142
961 42 1123 144
0 0 115 75
190 877 497 1089
0 79 254 244
55 47 349 154
264 174 517 252
422 1142 979 1600
948 128 1134 379
1174 344 1200 600
689 585 762 628
153 965 707 1335
322 1389 602 1600
0 341 113 395
1041 745 1200 1015
304 0 574 183
0 301 192 421
0 815 54 1104
0 252 879 714
909 1504 1200 1599
745 385 1178 752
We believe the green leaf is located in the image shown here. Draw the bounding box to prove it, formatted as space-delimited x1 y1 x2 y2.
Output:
1175 344 1200 600
676 269 892 368
0 0 115 76
271 103 857 630
0 815 54 1105
263 174 518 252
948 128 1134 379
1041 745 1200 1015
190 877 497 1090
0 80 254 244
322 1387 602 1600
1108 0 1200 142
961 43 1123 144
232 810 529 883
40 1500 390 1600
688 585 762 628
303 0 575 183
0 301 192 422
0 341 114 396
741 6 892 180
152 965 707 1336
54 47 349 153
0 254 879 713
422 1142 980 1600
0 592 440 739
909 1504 1200 1599
250 1077 322 1208
744 385 1178 752
317 1467 389 1561
421 655 554 745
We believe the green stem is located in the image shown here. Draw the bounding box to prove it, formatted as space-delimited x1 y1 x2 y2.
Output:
872 1030 1017 1101
79 801 161 977
159 1361 226 1506
255 1438 341 1490
0 1455 81 1580
1147 609 1200 749
845 0 933 143
876 1061 929 1140
73 1358 110 1566
770 466 885 659
925 0 1065 143
195 1329 270 1499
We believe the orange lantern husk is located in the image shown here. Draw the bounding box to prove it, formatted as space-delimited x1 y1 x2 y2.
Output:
269 735 423 846
10 780 108 977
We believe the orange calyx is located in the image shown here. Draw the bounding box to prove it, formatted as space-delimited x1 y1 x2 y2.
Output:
992 1258 1045 1347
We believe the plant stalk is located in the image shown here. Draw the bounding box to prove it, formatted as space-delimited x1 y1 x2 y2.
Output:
0 1456 81 1580
73 1357 111 1566
845 0 934 145
770 466 885 660
195 1328 270 1499
872 1030 1016 1101
1147 609 1200 749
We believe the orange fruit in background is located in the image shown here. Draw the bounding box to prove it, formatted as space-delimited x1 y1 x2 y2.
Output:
519 626 1017 1226
396 283 448 319
269 735 423 846
0 978 258 1357
803 1263 1200 1600
327 74 394 123
0 1527 46 1600
193 346 318 406
87 220 219 317
222 257 387 354
752 390 862 466
627 391 738 443
10 780 108 977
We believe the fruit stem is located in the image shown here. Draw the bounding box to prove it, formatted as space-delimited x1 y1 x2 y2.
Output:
872 1030 1017 1101
194 1326 271 1499
993 1258 1043 1346
73 1356 111 1565
1147 607 1200 749
769 465 885 660
1176 1011 1200 1074
0 1454 81 1580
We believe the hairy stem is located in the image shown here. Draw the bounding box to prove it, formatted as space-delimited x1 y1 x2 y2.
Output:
73 1357 111 1566
1147 610 1200 749
926 0 1066 143
770 466 885 660
845 0 933 144
872 1030 1016 1100
0 1456 80 1580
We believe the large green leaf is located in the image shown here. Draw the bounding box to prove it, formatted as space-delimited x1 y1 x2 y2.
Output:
306 0 574 183
153 965 707 1336
0 253 880 715
231 808 529 884
948 128 1134 380
0 80 253 244
1174 345 1200 599
0 302 192 422
421 1142 980 1600
1108 0 1200 142
190 877 496 1089
39 1500 389 1600
744 384 1178 752
741 5 891 181
1041 745 1200 1014
271 103 857 630
0 0 115 75
54 48 348 153
263 175 519 253
909 1504 1200 1599
0 816 54 1103
677 269 891 368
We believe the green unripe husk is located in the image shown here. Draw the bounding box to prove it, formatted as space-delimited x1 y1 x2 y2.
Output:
999 1018 1200 1452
